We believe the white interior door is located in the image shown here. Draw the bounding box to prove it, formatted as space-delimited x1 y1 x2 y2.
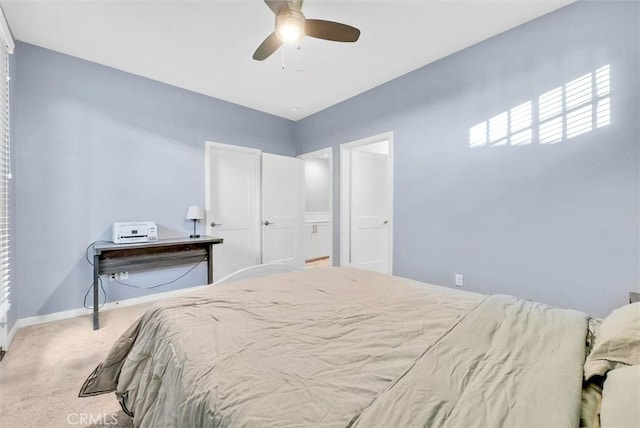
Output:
350 150 390 273
262 153 304 267
206 143 261 280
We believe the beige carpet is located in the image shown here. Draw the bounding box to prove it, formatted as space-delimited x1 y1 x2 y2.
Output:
0 304 152 428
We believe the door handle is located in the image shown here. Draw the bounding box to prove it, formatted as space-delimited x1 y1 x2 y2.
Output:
264 220 275 226
211 221 223 227
383 220 389 224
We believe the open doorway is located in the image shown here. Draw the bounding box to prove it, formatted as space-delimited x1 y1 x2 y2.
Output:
298 148 333 267
340 133 393 274
205 142 304 280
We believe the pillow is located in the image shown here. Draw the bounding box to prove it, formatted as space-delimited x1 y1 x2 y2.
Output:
600 365 640 428
584 302 640 380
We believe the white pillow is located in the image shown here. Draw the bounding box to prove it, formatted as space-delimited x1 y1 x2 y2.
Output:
600 365 640 428
584 303 640 380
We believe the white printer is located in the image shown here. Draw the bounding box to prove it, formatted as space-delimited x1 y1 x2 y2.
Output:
112 222 158 244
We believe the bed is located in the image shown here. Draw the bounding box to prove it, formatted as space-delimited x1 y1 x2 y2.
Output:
79 267 634 427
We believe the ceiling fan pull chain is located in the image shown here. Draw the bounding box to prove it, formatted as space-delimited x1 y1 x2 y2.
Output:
281 45 286 70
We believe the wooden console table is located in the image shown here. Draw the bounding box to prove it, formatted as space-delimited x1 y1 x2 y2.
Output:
92 236 223 330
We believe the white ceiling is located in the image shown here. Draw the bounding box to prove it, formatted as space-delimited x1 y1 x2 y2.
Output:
1 0 575 121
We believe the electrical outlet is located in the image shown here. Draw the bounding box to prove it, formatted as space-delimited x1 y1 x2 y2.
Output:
455 274 464 287
116 271 129 280
110 273 116 282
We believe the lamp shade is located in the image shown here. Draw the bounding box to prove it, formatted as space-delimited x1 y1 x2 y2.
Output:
186 205 204 220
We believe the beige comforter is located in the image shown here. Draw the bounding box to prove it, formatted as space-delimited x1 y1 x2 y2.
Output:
80 267 589 427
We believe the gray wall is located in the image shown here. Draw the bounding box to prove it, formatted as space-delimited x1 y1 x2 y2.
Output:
13 42 295 319
10 1 640 321
294 0 640 317
305 158 330 213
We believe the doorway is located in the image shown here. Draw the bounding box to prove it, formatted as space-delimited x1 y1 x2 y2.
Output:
298 148 333 267
340 133 393 274
205 142 304 280
261 153 304 267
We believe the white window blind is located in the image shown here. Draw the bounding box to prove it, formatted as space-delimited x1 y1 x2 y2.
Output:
0 11 13 329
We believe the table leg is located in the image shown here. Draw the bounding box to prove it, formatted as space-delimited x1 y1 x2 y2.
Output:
93 254 100 330
207 244 214 284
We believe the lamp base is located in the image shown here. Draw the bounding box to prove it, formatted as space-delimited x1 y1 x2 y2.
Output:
189 219 200 239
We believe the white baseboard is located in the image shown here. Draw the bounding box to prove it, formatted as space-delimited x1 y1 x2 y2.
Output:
7 284 208 343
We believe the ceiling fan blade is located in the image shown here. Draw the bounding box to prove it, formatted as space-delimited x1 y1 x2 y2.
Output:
305 19 360 42
253 32 283 61
264 0 289 15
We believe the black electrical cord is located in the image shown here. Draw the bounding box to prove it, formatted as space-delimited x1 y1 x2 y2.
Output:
113 254 207 290
83 275 106 310
83 240 111 309
85 240 111 267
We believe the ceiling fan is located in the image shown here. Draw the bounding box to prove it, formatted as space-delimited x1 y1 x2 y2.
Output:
253 0 361 61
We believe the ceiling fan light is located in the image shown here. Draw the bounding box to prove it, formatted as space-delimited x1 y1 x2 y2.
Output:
277 22 302 43
276 11 305 43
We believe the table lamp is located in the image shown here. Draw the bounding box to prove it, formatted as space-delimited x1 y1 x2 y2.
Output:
186 205 205 238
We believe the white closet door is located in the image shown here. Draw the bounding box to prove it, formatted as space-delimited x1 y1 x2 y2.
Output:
206 143 261 281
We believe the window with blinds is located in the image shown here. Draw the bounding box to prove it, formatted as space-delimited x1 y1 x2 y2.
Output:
0 9 12 349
